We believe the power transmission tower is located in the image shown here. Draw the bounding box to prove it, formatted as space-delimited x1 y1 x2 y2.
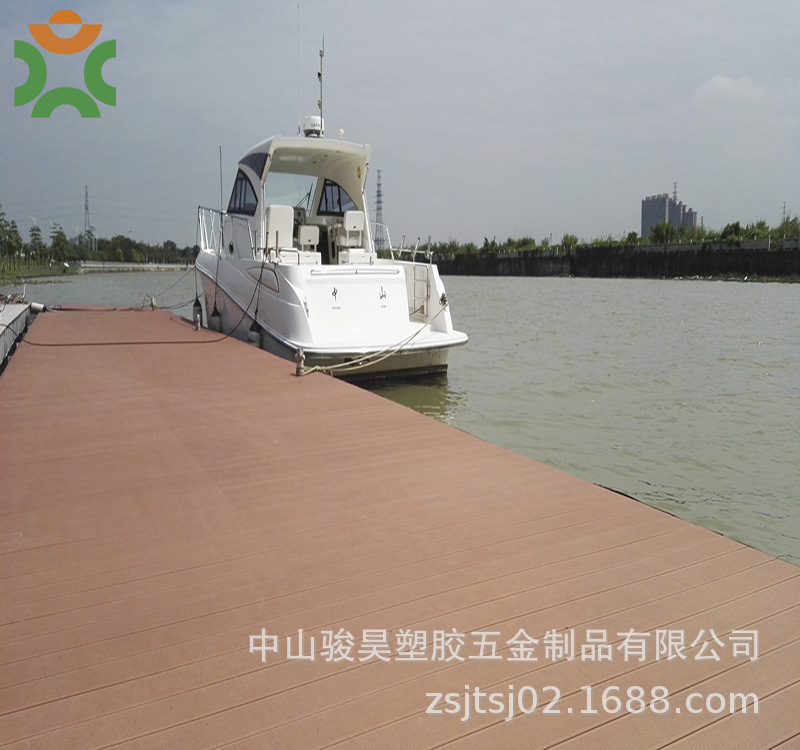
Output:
374 170 386 250
84 186 90 248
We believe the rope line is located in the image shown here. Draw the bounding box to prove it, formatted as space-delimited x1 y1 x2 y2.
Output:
298 303 448 376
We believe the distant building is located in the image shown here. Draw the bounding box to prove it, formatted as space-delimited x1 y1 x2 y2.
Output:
641 191 698 238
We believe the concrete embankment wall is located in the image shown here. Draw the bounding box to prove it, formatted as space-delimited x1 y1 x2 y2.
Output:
77 261 190 273
434 242 800 278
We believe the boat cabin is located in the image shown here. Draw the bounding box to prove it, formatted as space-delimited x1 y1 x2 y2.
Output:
224 130 374 267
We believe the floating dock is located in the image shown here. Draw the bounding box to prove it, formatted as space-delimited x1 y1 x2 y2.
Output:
0 303 30 373
1 309 798 748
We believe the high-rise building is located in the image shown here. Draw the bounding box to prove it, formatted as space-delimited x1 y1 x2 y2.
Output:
641 189 697 238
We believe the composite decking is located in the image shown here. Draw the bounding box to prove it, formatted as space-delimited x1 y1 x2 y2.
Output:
1 308 798 749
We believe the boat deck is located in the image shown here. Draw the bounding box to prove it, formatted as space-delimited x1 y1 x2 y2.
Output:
1 308 798 748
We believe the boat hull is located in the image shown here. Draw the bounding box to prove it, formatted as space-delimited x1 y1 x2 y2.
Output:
195 259 463 379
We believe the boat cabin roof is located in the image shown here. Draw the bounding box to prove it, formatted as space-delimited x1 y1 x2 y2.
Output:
239 135 371 190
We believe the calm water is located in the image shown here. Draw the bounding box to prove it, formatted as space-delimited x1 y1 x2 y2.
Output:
370 277 800 567
5 271 798 565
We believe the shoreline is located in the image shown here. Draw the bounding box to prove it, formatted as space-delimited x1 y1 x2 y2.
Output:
434 243 800 280
0 261 191 283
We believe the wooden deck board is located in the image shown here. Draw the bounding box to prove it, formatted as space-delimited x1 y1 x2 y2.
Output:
1 309 797 748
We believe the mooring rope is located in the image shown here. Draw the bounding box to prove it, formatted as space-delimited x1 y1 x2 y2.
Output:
297 301 449 376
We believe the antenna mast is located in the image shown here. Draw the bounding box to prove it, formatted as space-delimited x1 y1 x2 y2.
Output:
296 4 300 134
317 36 324 124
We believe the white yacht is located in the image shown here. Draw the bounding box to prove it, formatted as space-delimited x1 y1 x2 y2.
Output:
195 116 467 378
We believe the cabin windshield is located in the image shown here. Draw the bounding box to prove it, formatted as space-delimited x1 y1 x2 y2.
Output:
264 172 318 212
318 179 358 216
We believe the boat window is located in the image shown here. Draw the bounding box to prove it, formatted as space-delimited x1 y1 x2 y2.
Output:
264 172 318 212
227 170 258 215
318 179 357 216
240 151 268 179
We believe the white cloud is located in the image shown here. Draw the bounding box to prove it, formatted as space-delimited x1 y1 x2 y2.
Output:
694 75 767 106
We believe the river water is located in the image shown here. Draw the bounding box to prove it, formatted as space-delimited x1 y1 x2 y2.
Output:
5 271 798 565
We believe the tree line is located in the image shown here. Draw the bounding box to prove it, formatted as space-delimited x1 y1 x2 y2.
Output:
430 216 800 256
0 203 197 274
3 201 798 272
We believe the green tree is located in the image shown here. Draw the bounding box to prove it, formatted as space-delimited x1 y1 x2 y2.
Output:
743 220 769 240
6 221 23 259
720 221 742 242
678 224 710 243
561 233 579 249
649 222 676 245
0 204 8 257
50 223 71 263
162 239 178 262
514 235 535 251
777 213 799 238
28 224 45 262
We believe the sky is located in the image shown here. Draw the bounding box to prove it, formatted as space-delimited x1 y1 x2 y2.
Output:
1 0 799 248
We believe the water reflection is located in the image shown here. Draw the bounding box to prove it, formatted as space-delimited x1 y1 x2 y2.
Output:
362 373 467 424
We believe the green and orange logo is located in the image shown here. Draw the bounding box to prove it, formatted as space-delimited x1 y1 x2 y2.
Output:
14 8 115 118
